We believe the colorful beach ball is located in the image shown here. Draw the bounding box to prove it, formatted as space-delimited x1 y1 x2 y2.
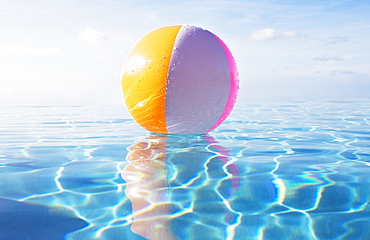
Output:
121 25 239 135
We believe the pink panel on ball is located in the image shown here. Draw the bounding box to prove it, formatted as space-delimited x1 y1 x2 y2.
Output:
206 33 239 133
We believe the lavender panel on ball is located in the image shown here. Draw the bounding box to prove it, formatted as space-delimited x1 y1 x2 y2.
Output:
166 25 231 134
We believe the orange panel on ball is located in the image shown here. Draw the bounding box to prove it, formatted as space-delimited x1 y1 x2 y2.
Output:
121 25 181 134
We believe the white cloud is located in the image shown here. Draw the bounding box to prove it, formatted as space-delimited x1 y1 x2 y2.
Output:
79 28 106 45
249 28 298 41
303 35 350 45
0 43 62 56
326 36 349 45
79 28 134 46
331 70 354 75
313 56 344 62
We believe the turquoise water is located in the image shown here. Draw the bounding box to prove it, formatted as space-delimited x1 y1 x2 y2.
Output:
1 101 370 240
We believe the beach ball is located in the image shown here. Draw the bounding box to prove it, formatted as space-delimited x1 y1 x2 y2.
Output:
121 25 239 135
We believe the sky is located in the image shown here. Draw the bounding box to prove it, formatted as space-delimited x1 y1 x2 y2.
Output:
1 0 369 107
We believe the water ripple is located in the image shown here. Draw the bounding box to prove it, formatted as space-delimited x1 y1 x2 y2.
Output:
1 103 370 239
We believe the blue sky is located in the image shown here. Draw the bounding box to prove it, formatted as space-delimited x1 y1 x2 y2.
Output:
1 0 369 106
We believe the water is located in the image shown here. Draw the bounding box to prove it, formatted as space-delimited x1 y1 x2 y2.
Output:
1 101 370 240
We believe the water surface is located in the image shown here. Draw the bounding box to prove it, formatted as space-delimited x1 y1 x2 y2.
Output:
1 101 370 239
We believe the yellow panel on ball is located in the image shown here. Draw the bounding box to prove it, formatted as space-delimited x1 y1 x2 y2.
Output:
121 25 181 134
